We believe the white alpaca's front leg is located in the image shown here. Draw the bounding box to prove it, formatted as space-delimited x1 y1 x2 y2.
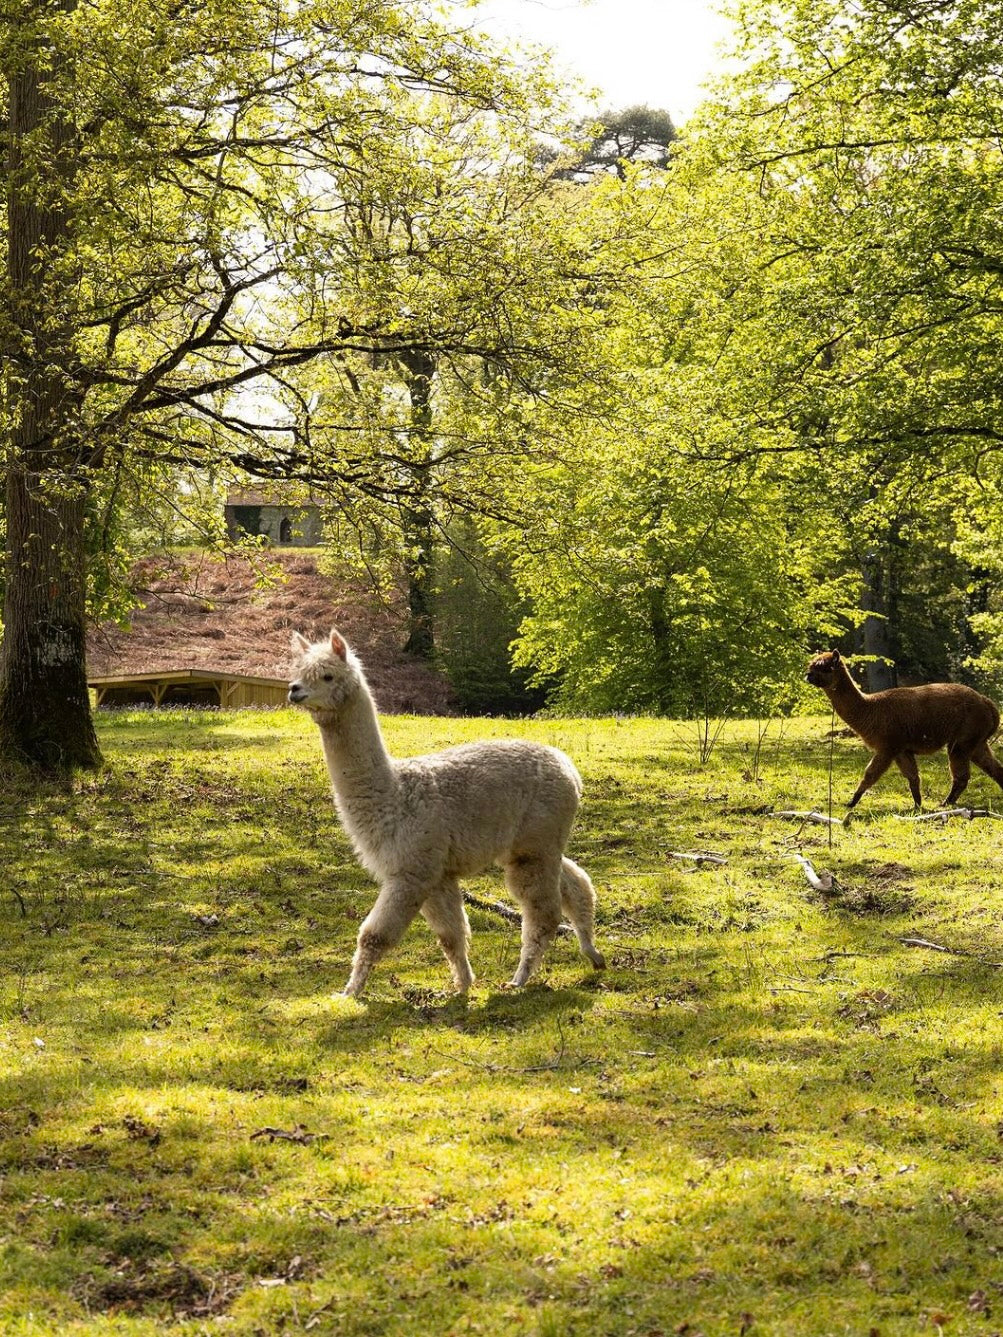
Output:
343 879 425 997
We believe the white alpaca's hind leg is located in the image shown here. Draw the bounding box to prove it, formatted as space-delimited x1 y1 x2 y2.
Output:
560 858 606 970
421 880 475 992
344 880 425 997
504 856 563 987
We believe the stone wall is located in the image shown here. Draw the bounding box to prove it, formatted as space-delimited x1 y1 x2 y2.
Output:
225 504 323 546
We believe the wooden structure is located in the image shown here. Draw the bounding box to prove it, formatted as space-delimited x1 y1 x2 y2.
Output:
89 669 290 710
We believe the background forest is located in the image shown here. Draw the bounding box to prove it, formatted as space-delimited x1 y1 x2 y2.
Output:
4 0 1003 762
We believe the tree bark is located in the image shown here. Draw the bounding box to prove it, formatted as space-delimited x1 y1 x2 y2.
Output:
857 550 896 693
0 4 101 770
399 350 437 661
646 584 674 713
401 488 436 661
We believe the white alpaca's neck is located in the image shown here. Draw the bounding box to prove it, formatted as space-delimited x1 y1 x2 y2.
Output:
316 678 398 813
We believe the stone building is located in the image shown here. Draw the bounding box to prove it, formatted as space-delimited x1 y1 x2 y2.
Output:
224 488 324 546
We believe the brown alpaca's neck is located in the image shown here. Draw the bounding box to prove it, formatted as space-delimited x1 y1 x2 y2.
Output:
823 662 872 727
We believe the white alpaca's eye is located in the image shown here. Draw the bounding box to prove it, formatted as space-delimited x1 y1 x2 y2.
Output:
322 674 334 682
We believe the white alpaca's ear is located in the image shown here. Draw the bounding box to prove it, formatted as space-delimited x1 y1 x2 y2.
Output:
330 629 348 661
290 631 311 655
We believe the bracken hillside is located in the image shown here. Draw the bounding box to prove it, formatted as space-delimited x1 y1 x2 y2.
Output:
86 550 454 714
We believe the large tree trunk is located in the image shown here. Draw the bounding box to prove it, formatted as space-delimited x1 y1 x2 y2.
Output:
0 471 98 769
0 6 101 770
401 484 436 661
646 583 674 713
857 550 896 693
399 350 437 661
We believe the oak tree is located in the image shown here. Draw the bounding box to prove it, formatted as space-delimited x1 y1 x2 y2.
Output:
0 0 628 766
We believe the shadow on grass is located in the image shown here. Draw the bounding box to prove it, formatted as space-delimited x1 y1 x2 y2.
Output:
95 705 301 753
5 713 1003 1333
4 906 1003 1335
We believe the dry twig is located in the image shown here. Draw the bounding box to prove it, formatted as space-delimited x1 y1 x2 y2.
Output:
791 853 838 893
665 850 728 867
250 1125 327 1145
894 807 1003 823
465 893 574 936
770 810 843 826
899 937 1003 968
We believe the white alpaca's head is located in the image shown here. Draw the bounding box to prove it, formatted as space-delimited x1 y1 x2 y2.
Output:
288 629 363 717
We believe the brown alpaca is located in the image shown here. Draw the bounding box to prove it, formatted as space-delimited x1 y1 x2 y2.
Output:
806 649 1003 811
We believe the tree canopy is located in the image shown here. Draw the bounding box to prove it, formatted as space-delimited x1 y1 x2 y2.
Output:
0 0 642 764
6 0 1003 765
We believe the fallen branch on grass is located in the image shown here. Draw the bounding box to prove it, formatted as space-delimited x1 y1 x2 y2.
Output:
791 853 839 894
465 893 574 936
250 1125 328 1145
899 937 1003 968
464 893 520 924
770 810 843 826
893 807 1003 823
900 936 964 954
812 949 870 962
666 850 728 867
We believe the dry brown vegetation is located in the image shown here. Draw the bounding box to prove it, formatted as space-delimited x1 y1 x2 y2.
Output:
86 551 454 714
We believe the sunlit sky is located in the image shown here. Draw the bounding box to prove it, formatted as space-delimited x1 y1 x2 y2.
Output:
469 0 734 126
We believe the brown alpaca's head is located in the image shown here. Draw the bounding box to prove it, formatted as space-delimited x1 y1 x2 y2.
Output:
805 649 844 688
288 628 362 716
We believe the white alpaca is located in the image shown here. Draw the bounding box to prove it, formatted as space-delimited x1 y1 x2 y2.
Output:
288 628 605 997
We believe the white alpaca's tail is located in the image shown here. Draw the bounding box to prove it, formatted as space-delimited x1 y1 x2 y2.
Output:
560 858 606 970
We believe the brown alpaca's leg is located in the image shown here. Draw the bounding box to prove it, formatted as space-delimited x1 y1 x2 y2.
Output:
971 739 1003 793
894 752 922 808
421 880 474 992
344 880 425 997
848 751 894 809
504 855 562 988
944 746 973 806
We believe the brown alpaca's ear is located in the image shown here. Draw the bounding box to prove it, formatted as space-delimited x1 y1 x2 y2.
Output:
831 649 841 663
290 631 311 655
330 629 348 661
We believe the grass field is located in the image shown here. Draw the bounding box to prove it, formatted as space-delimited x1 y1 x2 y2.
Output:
3 708 1003 1336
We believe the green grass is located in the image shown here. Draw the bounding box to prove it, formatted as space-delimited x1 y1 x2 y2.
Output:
3 708 1003 1335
